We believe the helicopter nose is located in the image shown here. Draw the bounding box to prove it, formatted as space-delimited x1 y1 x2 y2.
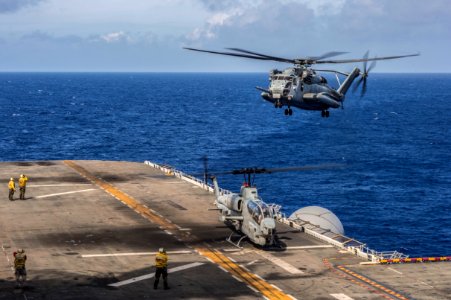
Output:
261 218 276 234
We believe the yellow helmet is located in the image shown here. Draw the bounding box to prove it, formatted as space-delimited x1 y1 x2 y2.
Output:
20 174 24 178
10 177 13 181
159 248 165 253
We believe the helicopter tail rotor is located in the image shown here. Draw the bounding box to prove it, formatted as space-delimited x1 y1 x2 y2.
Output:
352 51 377 98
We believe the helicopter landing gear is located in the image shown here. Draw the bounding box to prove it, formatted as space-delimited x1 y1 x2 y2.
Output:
274 101 282 108
226 232 246 248
321 110 330 118
284 108 293 116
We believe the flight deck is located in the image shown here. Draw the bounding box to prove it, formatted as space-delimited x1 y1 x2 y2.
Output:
0 160 449 299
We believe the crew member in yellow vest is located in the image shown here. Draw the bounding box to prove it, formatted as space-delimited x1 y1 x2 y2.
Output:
154 248 169 290
14 249 27 286
8 178 15 201
19 174 28 200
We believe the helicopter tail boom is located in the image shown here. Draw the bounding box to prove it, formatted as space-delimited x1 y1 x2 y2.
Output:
337 67 360 96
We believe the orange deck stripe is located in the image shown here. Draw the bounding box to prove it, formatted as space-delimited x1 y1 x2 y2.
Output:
337 266 410 300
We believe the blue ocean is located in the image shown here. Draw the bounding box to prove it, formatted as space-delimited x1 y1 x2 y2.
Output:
1 72 450 257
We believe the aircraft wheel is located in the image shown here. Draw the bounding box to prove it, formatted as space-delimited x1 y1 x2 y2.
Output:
288 108 293 116
284 109 289 115
321 110 325 117
325 111 330 117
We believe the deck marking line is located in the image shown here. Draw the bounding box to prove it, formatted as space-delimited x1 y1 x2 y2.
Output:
64 161 178 230
197 247 293 299
286 245 334 250
29 184 93 187
34 189 97 199
256 250 304 274
388 267 403 275
337 265 409 300
109 262 204 287
330 293 355 300
324 259 395 300
246 260 259 266
81 250 192 258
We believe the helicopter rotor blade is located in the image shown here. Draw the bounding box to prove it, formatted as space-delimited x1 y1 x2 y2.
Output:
263 163 344 174
209 163 345 176
362 50 369 73
226 48 296 64
184 47 295 64
316 52 419 64
367 59 377 73
361 79 368 97
352 76 364 93
309 51 349 61
228 48 348 63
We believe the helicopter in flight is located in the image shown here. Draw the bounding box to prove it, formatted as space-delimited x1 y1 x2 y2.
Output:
209 164 342 247
184 47 419 117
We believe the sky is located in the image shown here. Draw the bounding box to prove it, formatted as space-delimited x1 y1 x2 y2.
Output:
0 0 450 72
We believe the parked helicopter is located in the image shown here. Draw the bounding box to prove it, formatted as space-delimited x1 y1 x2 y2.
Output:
184 47 419 117
208 164 342 247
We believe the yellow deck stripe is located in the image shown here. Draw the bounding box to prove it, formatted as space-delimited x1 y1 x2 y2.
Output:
337 266 409 300
64 160 293 300
197 248 292 300
64 160 178 230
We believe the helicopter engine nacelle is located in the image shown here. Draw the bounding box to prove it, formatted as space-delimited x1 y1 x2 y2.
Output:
217 194 243 212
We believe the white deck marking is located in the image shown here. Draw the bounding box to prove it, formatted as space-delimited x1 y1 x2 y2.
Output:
256 250 304 274
388 267 403 274
81 250 192 258
418 281 434 288
246 260 259 266
34 189 97 199
286 245 334 250
330 293 355 300
108 262 204 287
29 184 93 187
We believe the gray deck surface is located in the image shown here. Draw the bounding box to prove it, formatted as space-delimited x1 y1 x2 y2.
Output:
0 160 449 300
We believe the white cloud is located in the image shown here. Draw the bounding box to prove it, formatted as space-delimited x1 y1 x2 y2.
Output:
100 31 129 43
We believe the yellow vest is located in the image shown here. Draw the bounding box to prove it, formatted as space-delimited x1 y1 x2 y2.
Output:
8 180 15 190
14 253 26 268
155 252 168 268
19 177 28 187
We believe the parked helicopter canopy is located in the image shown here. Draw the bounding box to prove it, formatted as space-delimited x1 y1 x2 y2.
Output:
289 206 344 235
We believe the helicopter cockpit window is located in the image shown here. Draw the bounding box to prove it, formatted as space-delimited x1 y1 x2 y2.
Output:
247 200 263 224
260 202 273 218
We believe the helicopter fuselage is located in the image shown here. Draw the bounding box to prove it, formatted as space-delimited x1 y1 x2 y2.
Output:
259 66 360 116
213 178 276 247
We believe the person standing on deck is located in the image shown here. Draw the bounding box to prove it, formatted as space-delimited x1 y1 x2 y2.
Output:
18 174 28 200
8 178 15 201
154 248 169 290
